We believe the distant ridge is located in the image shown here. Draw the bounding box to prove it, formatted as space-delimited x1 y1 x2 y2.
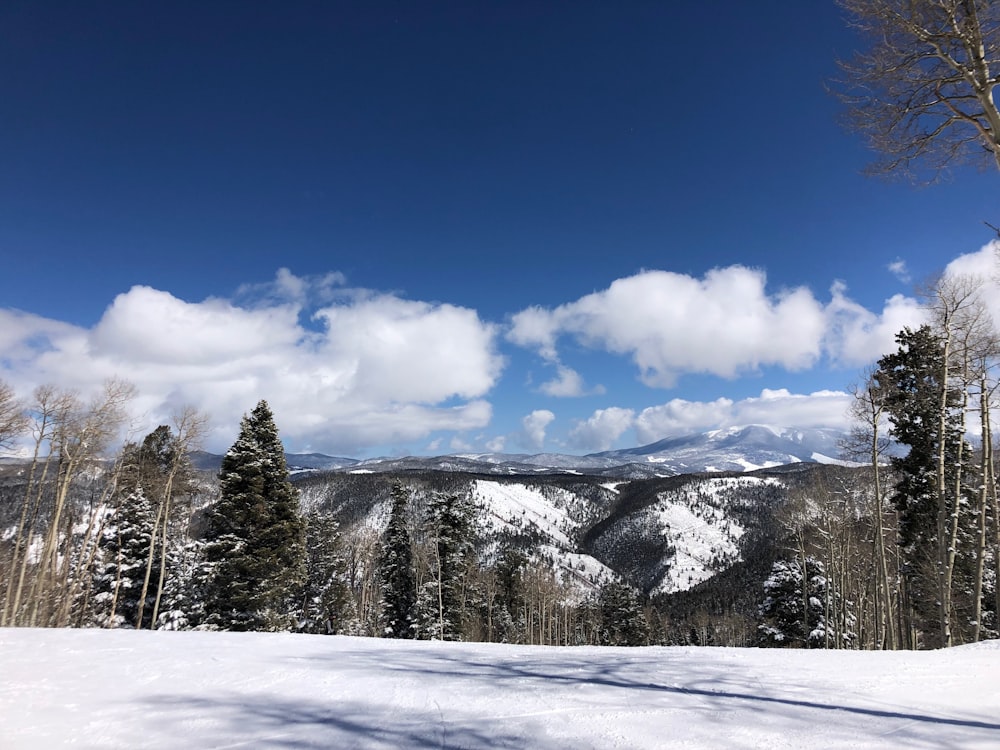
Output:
185 424 856 478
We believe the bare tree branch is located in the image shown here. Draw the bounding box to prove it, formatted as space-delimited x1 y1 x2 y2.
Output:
834 0 1000 181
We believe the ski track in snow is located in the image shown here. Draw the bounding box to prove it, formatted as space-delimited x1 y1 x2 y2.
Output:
2 629 999 749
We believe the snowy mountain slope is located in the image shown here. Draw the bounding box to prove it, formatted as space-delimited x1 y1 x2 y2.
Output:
294 464 798 603
471 479 618 592
647 476 780 594
188 450 358 473
297 472 622 597
590 425 851 474
584 473 787 595
3 628 999 750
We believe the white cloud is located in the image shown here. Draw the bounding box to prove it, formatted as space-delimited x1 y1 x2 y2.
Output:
0 271 503 455
943 241 999 279
235 267 347 307
565 389 853 451
823 282 927 366
633 389 853 444
569 407 635 452
485 436 507 453
538 365 604 397
888 258 910 283
509 266 827 387
449 435 475 453
509 265 934 384
520 409 556 451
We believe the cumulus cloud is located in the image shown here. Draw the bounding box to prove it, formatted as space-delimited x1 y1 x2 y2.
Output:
520 409 556 451
940 241 1000 327
509 265 932 385
0 271 503 455
569 407 635 452
509 266 827 387
485 436 507 453
824 282 926 366
537 365 604 397
564 389 853 451
633 389 853 444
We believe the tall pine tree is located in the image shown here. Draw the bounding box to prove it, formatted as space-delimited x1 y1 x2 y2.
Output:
204 400 306 631
301 509 355 634
416 491 475 640
379 482 416 638
875 325 972 648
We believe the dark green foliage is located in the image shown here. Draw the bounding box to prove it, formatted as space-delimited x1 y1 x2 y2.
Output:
491 546 527 643
416 491 475 640
379 483 416 638
596 581 649 646
875 327 964 552
302 509 354 634
758 557 830 648
155 539 212 630
89 487 156 628
874 325 973 644
204 400 306 631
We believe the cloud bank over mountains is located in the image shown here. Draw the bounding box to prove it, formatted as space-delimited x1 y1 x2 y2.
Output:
2 244 996 456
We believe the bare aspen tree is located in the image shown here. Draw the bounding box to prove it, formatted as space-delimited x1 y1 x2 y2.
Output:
26 378 135 627
970 347 998 641
846 370 899 649
0 379 26 450
67 445 135 627
2 385 75 626
836 0 1000 178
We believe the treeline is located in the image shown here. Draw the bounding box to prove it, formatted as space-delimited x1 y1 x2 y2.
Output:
0 393 649 645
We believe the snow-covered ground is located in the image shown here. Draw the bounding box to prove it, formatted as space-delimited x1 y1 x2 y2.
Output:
2 629 998 749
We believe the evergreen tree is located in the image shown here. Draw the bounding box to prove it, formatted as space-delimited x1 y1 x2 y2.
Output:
874 325 972 647
89 486 156 628
416 491 474 640
155 539 212 631
379 483 415 638
596 581 649 646
491 546 527 643
301 509 354 634
203 400 306 631
758 557 832 648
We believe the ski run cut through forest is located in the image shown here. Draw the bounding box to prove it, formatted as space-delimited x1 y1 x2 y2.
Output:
1 627 998 749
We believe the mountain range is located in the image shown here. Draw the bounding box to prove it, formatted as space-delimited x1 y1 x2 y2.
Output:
192 424 855 478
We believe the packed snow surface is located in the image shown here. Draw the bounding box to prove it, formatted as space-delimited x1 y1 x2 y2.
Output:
2 628 999 749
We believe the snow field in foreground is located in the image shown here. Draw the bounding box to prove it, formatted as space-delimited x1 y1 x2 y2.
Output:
1 628 999 749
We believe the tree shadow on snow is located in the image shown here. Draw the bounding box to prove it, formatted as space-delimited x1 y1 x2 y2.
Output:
138 692 540 750
299 644 1000 749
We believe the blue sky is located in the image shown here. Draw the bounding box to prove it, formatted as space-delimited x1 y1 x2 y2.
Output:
1 1 998 457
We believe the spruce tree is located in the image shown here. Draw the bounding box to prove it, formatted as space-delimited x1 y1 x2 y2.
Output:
758 557 831 648
379 482 416 638
302 509 354 634
492 546 527 643
874 325 972 647
596 581 649 646
416 491 474 640
89 486 156 628
204 400 306 631
154 538 212 631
